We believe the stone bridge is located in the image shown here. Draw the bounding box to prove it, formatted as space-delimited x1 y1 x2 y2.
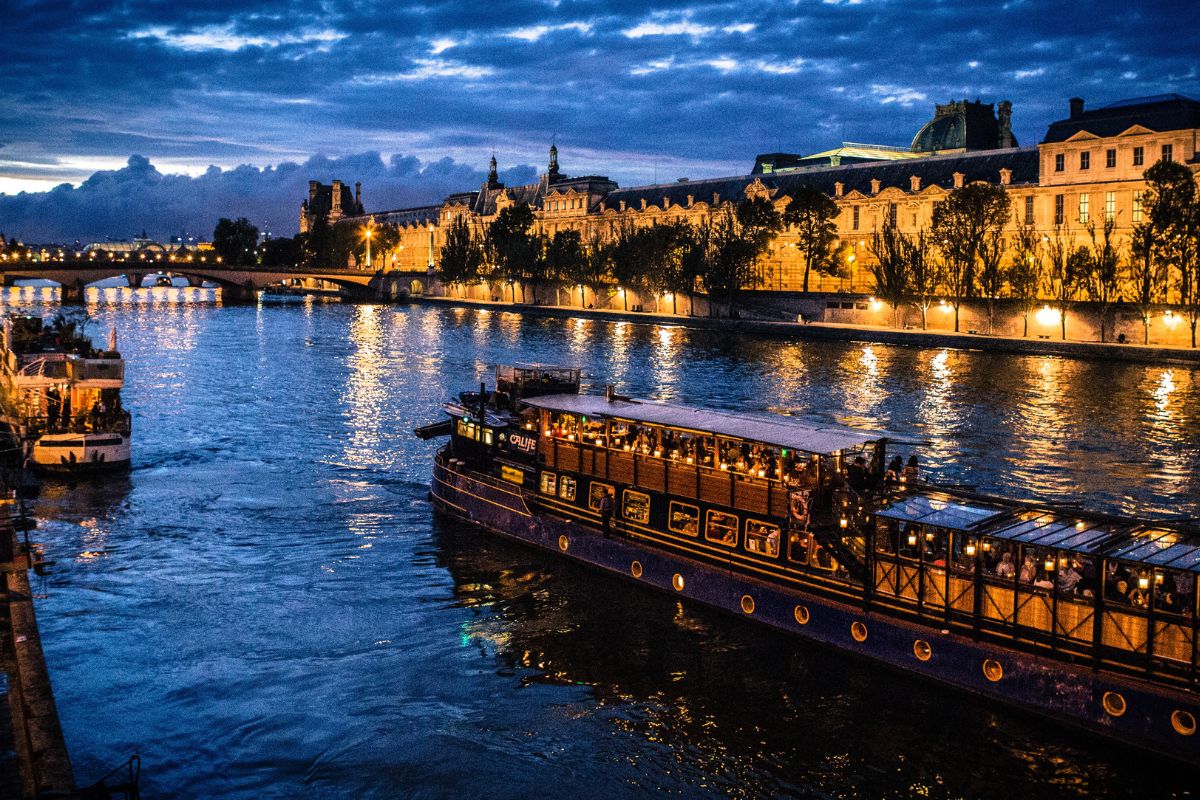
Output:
0 259 434 302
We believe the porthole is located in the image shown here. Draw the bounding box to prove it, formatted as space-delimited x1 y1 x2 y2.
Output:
672 573 685 592
850 621 868 642
793 605 810 625
1171 710 1197 737
982 659 1004 683
631 560 643 579
740 595 756 615
1102 691 1127 718
913 640 932 662
558 535 569 552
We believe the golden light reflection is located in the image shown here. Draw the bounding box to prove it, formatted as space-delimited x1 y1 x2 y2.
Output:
338 304 390 469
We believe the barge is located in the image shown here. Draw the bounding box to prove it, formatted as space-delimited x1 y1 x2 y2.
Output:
418 365 1200 764
1 315 131 474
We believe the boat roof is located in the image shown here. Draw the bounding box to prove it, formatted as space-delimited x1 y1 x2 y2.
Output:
521 393 884 455
876 493 1010 532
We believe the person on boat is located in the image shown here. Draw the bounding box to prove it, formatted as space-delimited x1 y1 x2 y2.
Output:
1019 554 1038 584
598 488 615 538
847 456 869 493
994 551 1016 579
884 456 904 486
1110 579 1133 605
1058 561 1084 595
903 454 919 482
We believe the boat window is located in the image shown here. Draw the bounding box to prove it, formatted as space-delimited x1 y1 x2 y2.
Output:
668 501 699 536
666 430 698 464
788 530 838 572
1017 547 1058 593
483 428 494 446
608 420 631 450
979 538 1018 582
622 490 651 524
745 520 780 558
705 510 738 547
548 413 579 440
1153 569 1195 618
539 472 557 495
588 481 613 511
782 452 819 490
558 476 577 502
874 518 900 554
581 419 606 445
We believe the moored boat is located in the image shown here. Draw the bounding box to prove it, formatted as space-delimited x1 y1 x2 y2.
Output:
418 364 1200 764
2 315 132 474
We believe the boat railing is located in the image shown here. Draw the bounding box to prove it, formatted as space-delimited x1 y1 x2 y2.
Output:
16 356 69 380
26 410 131 437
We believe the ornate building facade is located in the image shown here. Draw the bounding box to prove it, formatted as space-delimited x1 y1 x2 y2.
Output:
312 93 1200 298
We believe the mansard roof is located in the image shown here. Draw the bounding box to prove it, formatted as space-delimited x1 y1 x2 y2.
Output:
603 147 1039 210
1042 94 1200 144
350 205 440 228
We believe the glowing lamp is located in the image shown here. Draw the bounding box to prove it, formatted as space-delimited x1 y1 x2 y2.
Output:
965 543 977 557
907 533 918 547
925 531 934 542
1139 575 1150 590
839 517 849 529
1044 557 1056 572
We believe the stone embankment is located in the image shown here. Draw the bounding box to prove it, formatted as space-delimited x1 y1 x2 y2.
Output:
416 296 1200 367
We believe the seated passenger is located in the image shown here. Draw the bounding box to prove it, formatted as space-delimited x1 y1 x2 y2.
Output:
1109 579 1132 605
1058 561 1084 594
1033 570 1055 590
846 457 869 493
1019 555 1037 584
994 551 1016 579
903 454 919 482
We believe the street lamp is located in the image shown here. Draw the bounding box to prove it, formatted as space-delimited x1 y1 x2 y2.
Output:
363 225 373 269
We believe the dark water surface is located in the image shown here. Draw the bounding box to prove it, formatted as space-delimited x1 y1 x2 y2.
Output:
24 299 1200 797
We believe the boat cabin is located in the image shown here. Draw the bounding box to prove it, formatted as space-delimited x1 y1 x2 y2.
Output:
870 492 1199 684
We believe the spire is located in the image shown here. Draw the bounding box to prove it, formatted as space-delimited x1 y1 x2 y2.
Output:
548 144 560 181
488 152 498 185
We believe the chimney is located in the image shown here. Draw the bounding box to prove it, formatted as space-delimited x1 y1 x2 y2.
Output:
331 180 343 213
687 194 694 207
663 196 669 209
355 182 362 210
870 178 881 195
619 200 626 212
999 168 1012 186
997 100 1014 148
713 192 720 205
640 198 647 210
1069 97 1084 119
834 181 844 198
953 172 965 189
910 175 921 192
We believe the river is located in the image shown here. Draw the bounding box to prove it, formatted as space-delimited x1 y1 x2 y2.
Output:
20 294 1200 797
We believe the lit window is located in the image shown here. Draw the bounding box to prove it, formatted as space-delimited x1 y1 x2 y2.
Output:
1054 153 1064 172
1024 195 1034 225
558 476 576 501
1054 195 1064 226
1133 192 1143 223
1162 143 1174 162
1080 152 1090 170
745 520 781 558
1133 146 1144 166
1105 148 1116 168
540 472 557 495
668 501 699 537
587 482 613 511
622 490 650 524
1105 192 1116 222
1078 193 1089 223
705 510 739 547
852 206 860 230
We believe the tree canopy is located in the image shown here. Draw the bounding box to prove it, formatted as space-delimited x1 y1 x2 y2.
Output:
212 217 259 266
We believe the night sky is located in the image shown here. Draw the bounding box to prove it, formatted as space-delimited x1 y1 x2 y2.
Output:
1 0 1198 242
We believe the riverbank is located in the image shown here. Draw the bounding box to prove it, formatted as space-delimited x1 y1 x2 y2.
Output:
415 296 1200 366
1 510 74 799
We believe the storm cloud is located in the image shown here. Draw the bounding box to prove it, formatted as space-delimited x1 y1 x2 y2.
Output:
1 0 1198 241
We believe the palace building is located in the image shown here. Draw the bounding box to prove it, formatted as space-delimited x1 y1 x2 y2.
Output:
309 93 1200 296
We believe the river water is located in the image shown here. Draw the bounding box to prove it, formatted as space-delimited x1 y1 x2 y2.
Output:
19 294 1200 797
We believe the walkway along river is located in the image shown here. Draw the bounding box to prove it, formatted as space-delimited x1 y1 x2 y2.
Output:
20 296 1200 797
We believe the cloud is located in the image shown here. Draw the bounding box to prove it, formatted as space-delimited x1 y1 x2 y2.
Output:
870 84 928 105
353 59 495 84
130 23 346 53
0 153 537 243
505 22 591 42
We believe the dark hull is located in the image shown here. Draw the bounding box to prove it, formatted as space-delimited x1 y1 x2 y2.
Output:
34 459 132 476
430 451 1200 764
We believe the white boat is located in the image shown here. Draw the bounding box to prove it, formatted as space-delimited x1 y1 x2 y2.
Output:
2 315 132 475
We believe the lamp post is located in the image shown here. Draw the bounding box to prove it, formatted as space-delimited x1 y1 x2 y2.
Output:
364 225 373 269
427 223 435 273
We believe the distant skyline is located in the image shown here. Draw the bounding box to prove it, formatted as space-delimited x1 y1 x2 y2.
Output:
2 0 1198 241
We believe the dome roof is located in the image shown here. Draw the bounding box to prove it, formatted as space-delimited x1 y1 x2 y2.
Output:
911 99 1015 153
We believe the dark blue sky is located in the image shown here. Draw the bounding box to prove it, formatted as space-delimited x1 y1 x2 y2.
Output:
1 0 1198 242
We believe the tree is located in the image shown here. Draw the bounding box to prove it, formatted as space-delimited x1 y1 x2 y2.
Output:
676 219 711 316
485 204 537 302
1081 216 1122 342
300 213 333 268
213 217 259 266
1007 223 1045 338
370 223 401 270
546 229 585 305
439 214 485 288
868 223 909 327
1046 226 1083 340
608 219 642 311
1143 158 1200 347
580 231 616 308
782 186 839 292
932 184 1011 331
1128 222 1167 344
976 226 1006 333
904 229 939 330
261 236 301 268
